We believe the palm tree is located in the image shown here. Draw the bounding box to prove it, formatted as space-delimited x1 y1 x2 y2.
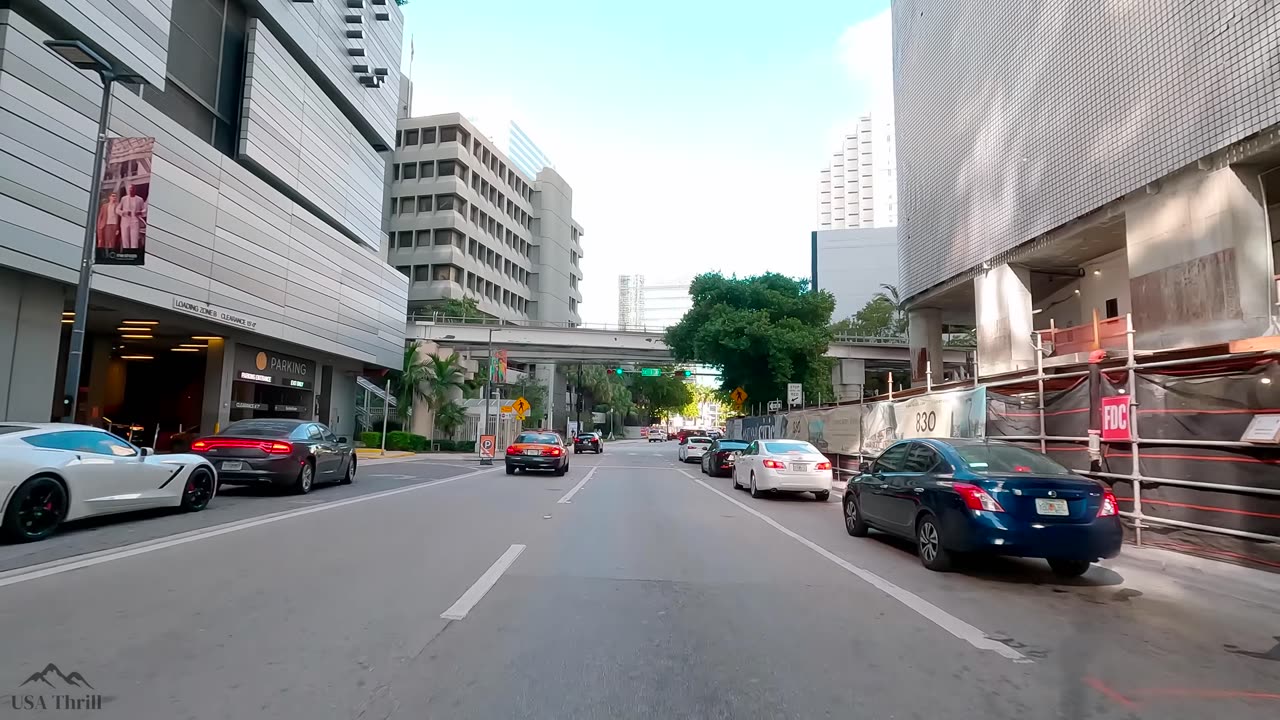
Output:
433 401 467 440
872 283 909 336
390 342 432 423
422 354 466 410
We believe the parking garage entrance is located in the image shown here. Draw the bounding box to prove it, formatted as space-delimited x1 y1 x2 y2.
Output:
229 345 316 423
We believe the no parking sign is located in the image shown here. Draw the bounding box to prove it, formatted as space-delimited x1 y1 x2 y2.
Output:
479 435 496 459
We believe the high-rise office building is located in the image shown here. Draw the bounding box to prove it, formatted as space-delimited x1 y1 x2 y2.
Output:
617 275 692 330
817 111 897 230
388 113 584 325
0 0 408 437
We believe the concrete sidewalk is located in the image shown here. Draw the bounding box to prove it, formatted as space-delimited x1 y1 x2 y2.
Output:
1101 545 1280 617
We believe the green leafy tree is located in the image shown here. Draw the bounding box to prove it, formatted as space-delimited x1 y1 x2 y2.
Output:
578 365 635 419
832 295 903 337
945 327 977 347
433 400 467 440
423 354 466 410
439 297 487 321
666 273 835 407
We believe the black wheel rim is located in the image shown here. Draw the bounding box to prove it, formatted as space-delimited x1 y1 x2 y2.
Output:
346 461 355 481
845 500 857 530
185 471 212 508
920 522 939 563
302 465 313 490
17 481 64 537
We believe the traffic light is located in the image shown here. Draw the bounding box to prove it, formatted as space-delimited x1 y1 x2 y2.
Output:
613 367 624 376
681 370 693 378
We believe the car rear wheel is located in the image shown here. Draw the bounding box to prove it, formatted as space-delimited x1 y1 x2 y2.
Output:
505 465 516 475
917 515 952 572
750 473 764 499
844 496 869 536
1048 559 1091 578
814 490 831 502
340 458 356 485
181 468 215 512
731 469 741 489
294 461 314 495
2 475 67 543
556 463 568 476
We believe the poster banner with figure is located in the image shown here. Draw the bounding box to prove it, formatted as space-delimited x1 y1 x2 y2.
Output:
94 137 154 265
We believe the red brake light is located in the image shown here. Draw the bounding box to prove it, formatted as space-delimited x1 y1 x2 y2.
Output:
762 459 785 469
190 438 292 454
815 461 832 471
545 447 562 457
1013 465 1032 473
191 439 209 451
506 445 518 456
267 441 293 454
953 482 1005 512
1098 488 1118 517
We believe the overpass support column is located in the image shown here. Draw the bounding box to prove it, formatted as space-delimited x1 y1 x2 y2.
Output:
535 363 557 431
831 358 866 402
974 263 1036 377
907 307 944 385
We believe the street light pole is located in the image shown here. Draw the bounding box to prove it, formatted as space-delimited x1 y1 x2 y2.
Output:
480 327 494 465
45 40 142 423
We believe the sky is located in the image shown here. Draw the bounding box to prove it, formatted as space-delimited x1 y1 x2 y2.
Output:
400 1 893 326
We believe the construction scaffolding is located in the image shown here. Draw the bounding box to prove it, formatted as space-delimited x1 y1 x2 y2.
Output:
728 315 1280 570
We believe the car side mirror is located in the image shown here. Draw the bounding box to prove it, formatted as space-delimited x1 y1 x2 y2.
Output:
338 437 348 444
139 447 152 458
858 460 871 475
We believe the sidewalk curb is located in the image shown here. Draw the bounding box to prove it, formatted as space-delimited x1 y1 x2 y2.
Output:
1101 546 1280 613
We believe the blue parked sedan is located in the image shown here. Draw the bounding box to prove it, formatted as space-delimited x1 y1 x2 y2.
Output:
843 438 1122 577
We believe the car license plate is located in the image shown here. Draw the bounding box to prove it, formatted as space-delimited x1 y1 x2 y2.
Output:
791 463 808 472
1035 498 1069 516
523 449 541 456
220 461 243 472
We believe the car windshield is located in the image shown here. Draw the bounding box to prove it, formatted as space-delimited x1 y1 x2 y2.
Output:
955 443 1073 476
516 433 560 445
219 420 299 437
764 441 819 454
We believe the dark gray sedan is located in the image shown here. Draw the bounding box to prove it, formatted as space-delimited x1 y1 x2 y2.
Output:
191 419 355 494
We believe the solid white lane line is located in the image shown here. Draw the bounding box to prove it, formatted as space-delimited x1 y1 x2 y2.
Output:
0 467 501 590
440 543 526 620
676 469 1029 663
556 467 598 504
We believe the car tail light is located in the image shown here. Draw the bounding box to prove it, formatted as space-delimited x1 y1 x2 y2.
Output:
953 482 1005 512
545 447 563 457
762 459 785 469
190 438 292 454
815 461 832 470
1098 488 1119 517
506 445 518 456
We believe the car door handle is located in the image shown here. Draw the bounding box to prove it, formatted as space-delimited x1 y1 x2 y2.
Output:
913 487 925 494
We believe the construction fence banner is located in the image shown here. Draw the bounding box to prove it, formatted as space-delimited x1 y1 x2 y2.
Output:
726 387 987 458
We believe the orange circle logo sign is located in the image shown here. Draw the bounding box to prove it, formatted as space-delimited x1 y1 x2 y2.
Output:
255 352 268 371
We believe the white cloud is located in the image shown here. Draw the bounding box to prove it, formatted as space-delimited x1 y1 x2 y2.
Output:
837 8 894 117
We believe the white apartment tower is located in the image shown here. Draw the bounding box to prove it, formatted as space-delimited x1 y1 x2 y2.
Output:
817 111 897 230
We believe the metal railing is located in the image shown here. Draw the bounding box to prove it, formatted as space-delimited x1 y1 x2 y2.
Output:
408 312 668 334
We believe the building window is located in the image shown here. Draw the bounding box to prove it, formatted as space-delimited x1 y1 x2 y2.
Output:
473 138 482 156
389 197 397 214
414 266 430 282
440 125 460 143
141 0 248 155
438 160 461 177
435 194 463 214
423 127 436 144
402 162 417 180
392 164 400 181
396 265 410 277
470 206 479 224
420 161 434 177
397 231 412 248
417 196 432 213
395 129 402 147
404 128 419 146
570 275 578 289
1105 298 1119 319
434 229 456 247
415 229 430 247
468 238 478 257
400 197 415 215
434 265 458 282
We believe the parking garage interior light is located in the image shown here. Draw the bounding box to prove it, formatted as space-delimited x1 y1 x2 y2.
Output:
170 348 200 352
122 320 159 325
190 336 222 340
179 344 208 349
120 355 154 360
120 334 153 339
61 319 74 324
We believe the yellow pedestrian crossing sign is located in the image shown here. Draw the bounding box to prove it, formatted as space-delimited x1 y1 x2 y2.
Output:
730 387 748 407
512 397 531 416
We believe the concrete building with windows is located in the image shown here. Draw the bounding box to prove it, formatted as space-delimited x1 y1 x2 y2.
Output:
387 112 584 325
616 275 692 330
0 0 409 440
817 111 897 230
894 1 1280 379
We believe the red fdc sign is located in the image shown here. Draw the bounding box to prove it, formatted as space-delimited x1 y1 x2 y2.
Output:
1101 396 1130 441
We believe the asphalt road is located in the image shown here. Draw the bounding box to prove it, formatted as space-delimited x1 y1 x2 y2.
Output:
0 441 1275 719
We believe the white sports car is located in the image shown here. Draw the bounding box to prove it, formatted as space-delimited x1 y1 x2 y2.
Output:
0 423 217 542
